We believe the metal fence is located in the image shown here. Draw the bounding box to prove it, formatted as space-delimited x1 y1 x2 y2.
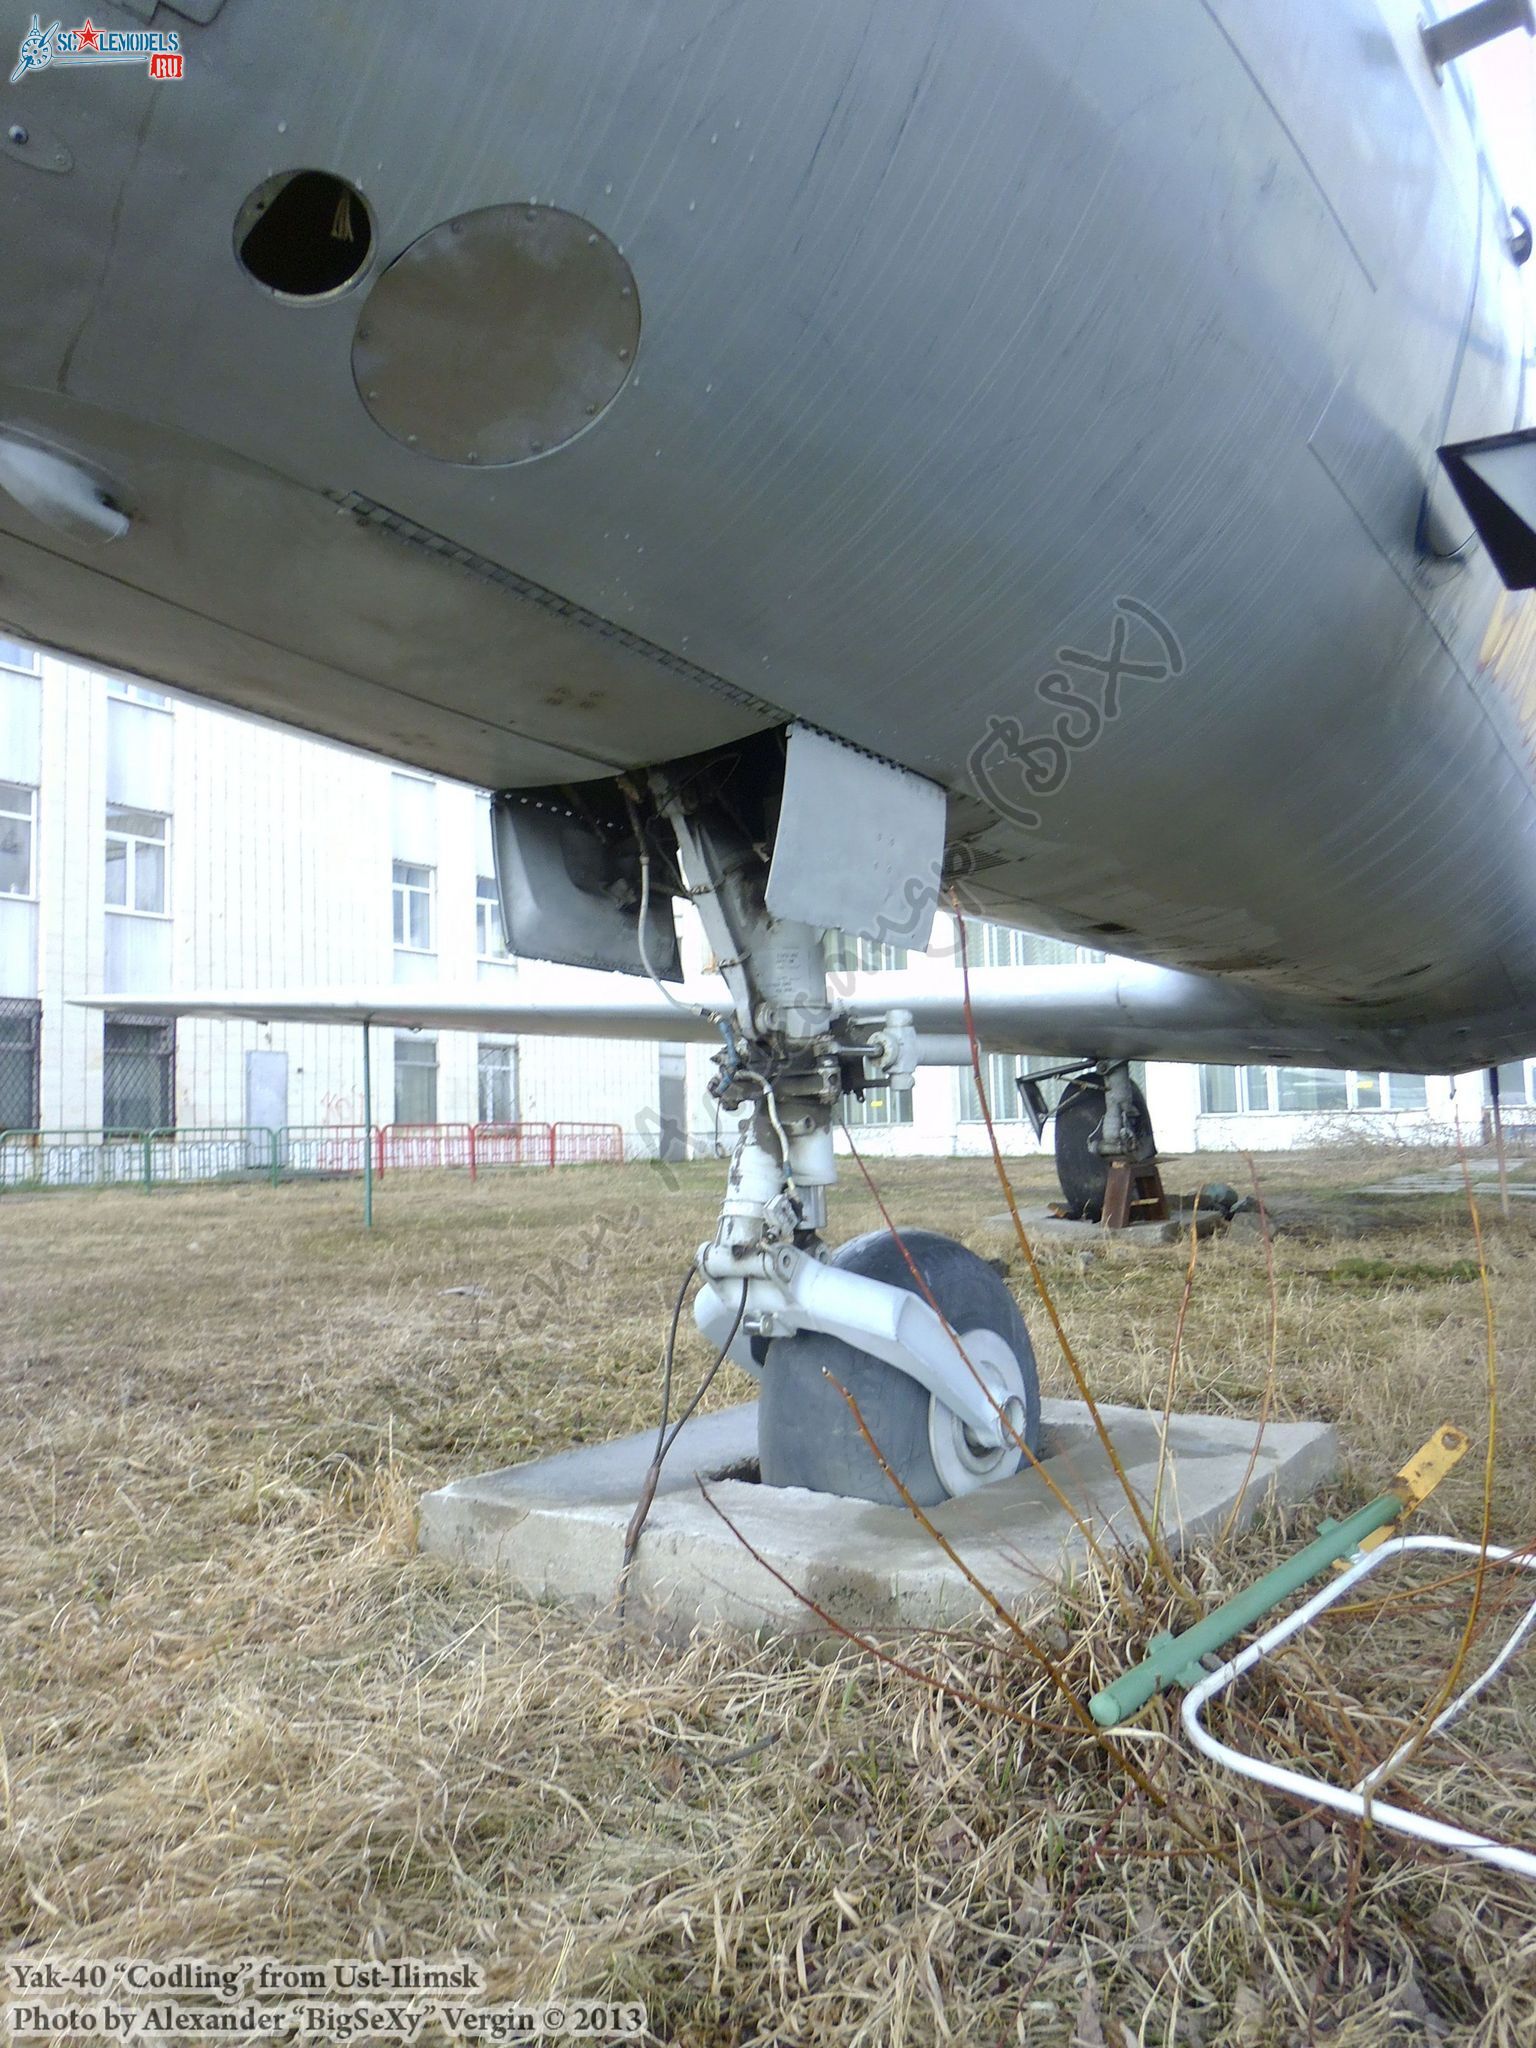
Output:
1483 1105 1536 1144
148 1126 279 1185
0 1129 156 1190
551 1120 627 1166
279 1125 377 1177
377 1122 474 1174
473 1122 557 1170
374 1122 625 1174
0 1120 628 1193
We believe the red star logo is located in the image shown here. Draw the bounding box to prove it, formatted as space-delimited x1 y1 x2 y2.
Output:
76 18 100 51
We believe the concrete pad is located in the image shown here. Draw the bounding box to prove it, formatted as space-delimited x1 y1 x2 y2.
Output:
419 1398 1338 1638
1358 1171 1536 1198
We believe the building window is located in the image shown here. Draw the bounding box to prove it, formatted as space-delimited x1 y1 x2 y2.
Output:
1490 1063 1528 1106
1275 1068 1349 1114
392 861 434 951
842 1084 914 1127
103 1016 175 1132
1200 1066 1238 1115
958 1050 1029 1122
0 996 41 1130
0 782 36 897
957 1054 1142 1124
0 639 38 674
476 876 509 959
394 1033 437 1123
1201 1065 1430 1114
967 923 1053 969
107 678 169 708
477 1041 517 1124
105 805 169 915
826 932 909 974
1200 1065 1273 1114
961 921 1103 969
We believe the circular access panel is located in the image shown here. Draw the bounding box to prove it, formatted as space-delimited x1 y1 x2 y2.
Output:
352 204 640 465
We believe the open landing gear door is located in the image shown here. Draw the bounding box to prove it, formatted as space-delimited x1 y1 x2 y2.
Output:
765 724 946 951
490 785 682 979
1438 428 1536 589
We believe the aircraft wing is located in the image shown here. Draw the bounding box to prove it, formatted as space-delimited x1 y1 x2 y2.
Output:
76 961 1455 1070
74 977 730 1044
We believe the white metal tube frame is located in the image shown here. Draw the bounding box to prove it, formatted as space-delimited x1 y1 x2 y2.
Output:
1181 1534 1536 1880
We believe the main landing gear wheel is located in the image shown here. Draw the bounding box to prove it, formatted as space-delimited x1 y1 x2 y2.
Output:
757 1230 1041 1507
1055 1074 1154 1223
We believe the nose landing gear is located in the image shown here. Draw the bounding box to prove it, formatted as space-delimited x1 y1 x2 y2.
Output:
654 750 1043 1508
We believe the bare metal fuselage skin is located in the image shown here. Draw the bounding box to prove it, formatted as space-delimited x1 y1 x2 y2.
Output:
1 1 1533 1070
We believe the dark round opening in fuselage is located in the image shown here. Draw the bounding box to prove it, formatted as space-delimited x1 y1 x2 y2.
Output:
236 170 373 301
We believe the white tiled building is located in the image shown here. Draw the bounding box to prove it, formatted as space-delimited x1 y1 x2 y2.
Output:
0 640 662 1147
0 638 1506 1162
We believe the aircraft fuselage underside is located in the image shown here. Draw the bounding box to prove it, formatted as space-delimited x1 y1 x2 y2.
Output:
0 0 1533 1065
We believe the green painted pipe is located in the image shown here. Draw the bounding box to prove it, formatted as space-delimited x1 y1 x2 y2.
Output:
1088 1489 1405 1728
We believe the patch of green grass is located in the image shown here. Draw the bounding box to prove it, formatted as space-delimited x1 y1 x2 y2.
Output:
1321 1256 1485 1287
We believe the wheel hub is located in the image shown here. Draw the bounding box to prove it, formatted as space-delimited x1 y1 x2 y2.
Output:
926 1325 1029 1497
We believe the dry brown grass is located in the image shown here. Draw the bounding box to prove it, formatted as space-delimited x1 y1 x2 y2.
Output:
3 1143 1536 2045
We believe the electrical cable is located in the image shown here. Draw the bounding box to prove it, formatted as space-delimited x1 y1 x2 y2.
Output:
652 1262 700 1462
736 1069 796 1193
659 1279 749 1456
617 1274 749 1617
634 823 699 1017
621 786 719 1021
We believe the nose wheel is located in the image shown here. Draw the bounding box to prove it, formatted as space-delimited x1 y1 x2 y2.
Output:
757 1231 1041 1507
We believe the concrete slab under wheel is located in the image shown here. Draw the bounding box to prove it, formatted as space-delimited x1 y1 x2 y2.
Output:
982 1205 1220 1245
419 1398 1338 1638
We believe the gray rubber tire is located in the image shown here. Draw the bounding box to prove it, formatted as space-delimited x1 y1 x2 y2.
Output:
757 1229 1041 1507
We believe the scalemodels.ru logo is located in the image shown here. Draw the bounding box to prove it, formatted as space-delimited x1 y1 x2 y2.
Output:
10 14 184 84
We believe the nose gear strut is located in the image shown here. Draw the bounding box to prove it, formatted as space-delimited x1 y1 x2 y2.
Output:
648 763 1041 1503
